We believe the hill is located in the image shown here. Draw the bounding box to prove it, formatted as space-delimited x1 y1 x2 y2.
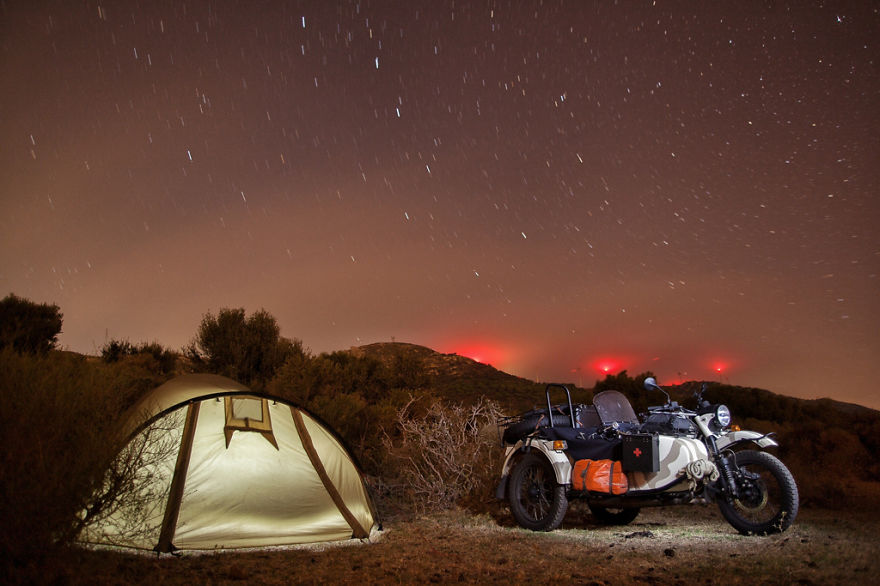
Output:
350 342 587 412
348 342 879 420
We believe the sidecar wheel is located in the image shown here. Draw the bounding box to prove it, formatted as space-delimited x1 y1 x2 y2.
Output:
717 450 799 535
588 504 640 525
508 453 568 531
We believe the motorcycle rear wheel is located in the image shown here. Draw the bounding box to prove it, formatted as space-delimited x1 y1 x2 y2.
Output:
508 453 568 531
717 450 799 535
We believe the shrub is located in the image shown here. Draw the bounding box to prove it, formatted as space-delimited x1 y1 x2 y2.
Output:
779 423 873 508
382 397 505 514
185 308 300 389
0 293 63 354
0 349 127 566
100 338 135 362
101 339 178 374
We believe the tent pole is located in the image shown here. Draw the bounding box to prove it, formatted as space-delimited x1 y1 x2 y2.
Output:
156 402 200 553
291 408 368 538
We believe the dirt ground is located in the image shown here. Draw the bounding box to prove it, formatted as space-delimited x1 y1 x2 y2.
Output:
13 504 880 585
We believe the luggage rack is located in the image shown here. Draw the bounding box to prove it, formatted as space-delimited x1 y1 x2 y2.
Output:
496 384 578 446
495 412 527 445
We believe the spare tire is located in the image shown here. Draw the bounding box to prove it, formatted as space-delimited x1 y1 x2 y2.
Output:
502 411 573 444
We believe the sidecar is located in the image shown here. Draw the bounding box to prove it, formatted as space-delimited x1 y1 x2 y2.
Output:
496 385 716 530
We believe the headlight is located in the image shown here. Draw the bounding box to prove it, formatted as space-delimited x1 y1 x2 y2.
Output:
715 405 731 428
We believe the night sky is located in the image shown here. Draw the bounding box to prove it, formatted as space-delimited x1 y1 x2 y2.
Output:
2 2 878 409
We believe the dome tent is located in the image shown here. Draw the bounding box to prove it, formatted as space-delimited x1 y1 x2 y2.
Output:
79 374 377 552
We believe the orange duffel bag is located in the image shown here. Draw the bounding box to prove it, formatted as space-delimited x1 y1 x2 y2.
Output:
572 459 628 495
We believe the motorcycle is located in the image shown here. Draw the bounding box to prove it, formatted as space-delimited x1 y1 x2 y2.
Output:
495 378 799 535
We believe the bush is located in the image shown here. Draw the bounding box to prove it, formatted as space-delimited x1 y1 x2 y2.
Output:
186 308 299 389
779 423 873 508
0 293 63 354
382 397 505 514
101 339 177 374
0 349 127 567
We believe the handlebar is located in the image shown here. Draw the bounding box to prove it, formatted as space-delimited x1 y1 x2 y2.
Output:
646 402 696 415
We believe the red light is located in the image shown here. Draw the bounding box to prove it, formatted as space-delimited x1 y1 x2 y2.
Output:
593 358 622 375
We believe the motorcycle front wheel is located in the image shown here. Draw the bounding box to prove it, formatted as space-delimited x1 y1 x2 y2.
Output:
717 450 799 535
508 453 568 531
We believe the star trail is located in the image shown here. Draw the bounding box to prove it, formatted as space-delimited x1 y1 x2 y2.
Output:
2 1 877 408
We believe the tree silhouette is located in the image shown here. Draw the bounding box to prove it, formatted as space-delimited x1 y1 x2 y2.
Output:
0 293 63 354
185 307 300 388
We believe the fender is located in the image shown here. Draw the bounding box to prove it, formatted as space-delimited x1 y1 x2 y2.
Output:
715 430 778 450
498 440 573 486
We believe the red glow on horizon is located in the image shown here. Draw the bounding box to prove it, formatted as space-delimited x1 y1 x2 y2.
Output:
448 342 505 367
593 357 624 376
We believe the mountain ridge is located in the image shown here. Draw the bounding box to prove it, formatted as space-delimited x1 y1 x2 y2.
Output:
346 341 878 417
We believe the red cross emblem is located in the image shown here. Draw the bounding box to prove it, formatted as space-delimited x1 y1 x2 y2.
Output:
633 448 642 457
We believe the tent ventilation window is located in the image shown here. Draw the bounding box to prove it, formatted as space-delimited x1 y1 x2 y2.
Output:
224 396 278 449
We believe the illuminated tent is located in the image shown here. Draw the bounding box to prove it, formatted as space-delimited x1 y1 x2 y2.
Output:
79 374 377 552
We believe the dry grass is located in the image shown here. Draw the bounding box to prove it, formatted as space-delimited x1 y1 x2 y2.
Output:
11 505 877 585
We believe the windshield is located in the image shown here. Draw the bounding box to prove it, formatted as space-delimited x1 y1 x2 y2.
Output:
593 390 639 424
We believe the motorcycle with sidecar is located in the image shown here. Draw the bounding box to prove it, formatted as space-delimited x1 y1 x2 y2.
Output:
495 378 798 535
